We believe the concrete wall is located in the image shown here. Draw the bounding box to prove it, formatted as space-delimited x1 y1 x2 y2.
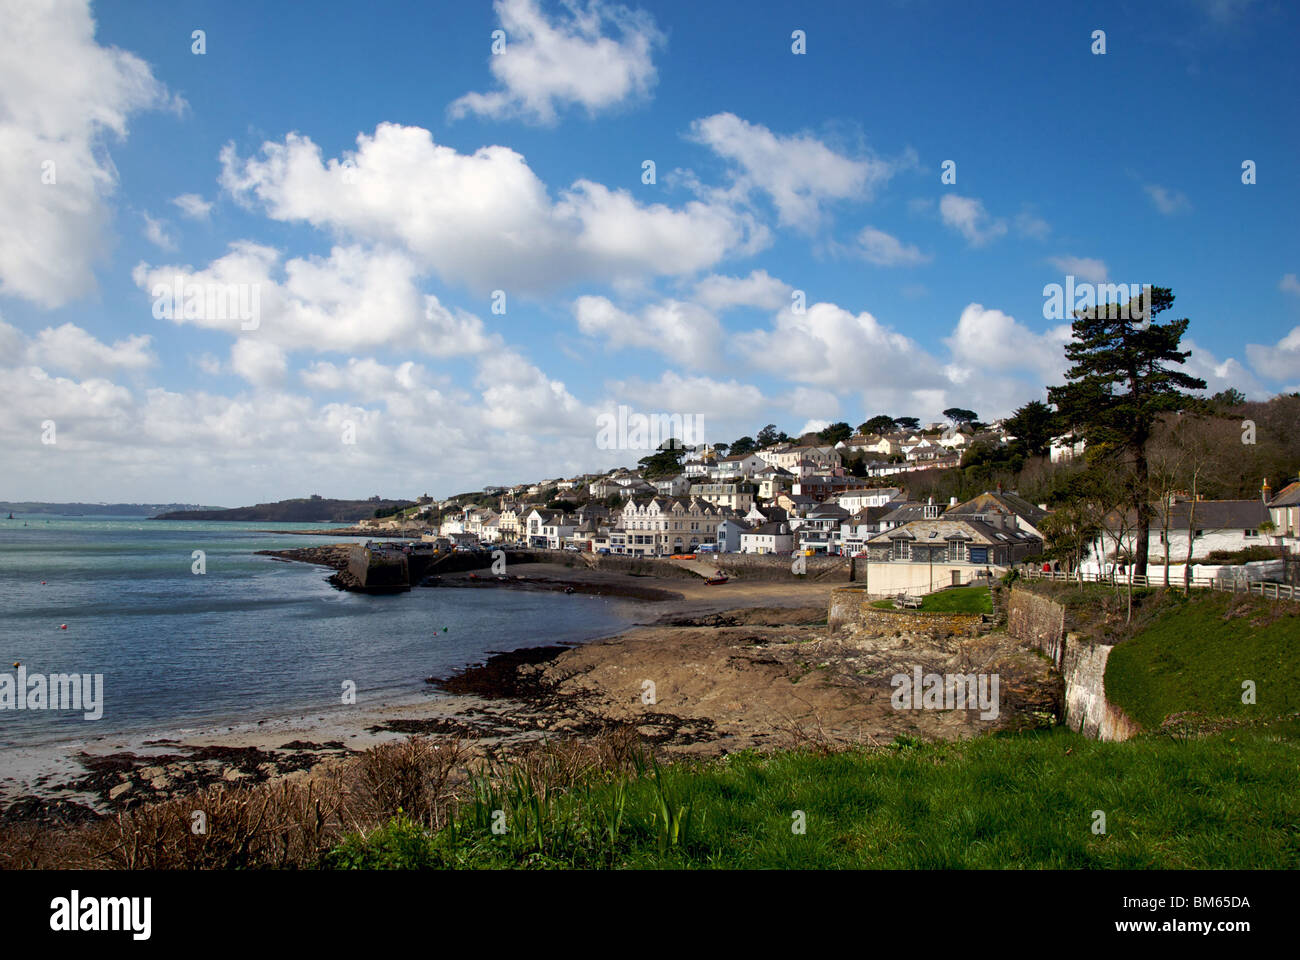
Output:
1006 587 1138 741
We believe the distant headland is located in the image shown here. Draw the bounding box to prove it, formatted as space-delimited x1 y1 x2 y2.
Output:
152 495 413 523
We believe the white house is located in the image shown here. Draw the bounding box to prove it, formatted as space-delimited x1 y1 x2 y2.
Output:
709 452 767 479
654 474 691 497
836 486 903 512
1083 498 1272 573
1050 433 1087 463
715 518 749 553
741 521 794 555
1266 478 1300 553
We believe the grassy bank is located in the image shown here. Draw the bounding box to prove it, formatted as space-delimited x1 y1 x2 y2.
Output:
871 585 992 614
1105 591 1300 729
326 723 1300 869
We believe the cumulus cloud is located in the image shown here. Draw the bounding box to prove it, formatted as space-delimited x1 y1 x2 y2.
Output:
574 294 721 366
688 113 894 230
27 322 155 377
945 303 1071 383
692 269 792 312
134 242 498 357
1047 256 1108 284
230 337 287 387
448 0 662 124
0 0 180 307
1280 273 1300 295
735 301 942 401
856 226 929 266
939 194 1007 247
1245 326 1300 382
219 124 761 295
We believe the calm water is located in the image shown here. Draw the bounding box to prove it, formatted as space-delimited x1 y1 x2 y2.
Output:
0 517 635 746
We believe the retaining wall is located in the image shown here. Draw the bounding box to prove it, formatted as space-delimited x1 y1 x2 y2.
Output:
1005 586 1138 741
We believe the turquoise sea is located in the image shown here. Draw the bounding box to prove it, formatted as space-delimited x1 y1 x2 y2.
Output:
0 517 635 746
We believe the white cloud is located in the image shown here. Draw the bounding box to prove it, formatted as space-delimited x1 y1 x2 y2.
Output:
574 294 720 365
1280 273 1300 295
142 212 177 251
28 322 155 377
1144 183 1192 215
219 124 761 295
785 386 840 419
735 301 941 399
1047 256 1108 284
605 370 765 421
1015 210 1051 240
688 113 894 230
1182 338 1267 397
1245 326 1300 382
692 269 792 312
945 304 1071 383
939 194 1007 247
856 226 929 266
230 337 287 387
0 0 180 307
448 0 662 124
172 193 213 219
134 242 498 357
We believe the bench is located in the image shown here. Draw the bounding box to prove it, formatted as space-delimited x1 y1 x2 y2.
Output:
896 594 922 609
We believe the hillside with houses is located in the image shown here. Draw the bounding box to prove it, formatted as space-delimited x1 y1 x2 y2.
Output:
357 410 1300 590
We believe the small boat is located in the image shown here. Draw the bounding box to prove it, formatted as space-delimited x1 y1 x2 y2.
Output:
705 576 729 585
5 512 13 520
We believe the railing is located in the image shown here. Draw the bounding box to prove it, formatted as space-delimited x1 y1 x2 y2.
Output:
1021 567 1297 601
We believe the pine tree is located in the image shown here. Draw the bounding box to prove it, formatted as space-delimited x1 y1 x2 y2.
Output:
1047 287 1205 579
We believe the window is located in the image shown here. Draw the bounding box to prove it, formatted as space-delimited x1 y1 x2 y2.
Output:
949 540 966 562
892 539 910 560
1245 529 1258 538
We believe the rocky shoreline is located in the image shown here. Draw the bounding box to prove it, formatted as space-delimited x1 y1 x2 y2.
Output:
0 566 1060 832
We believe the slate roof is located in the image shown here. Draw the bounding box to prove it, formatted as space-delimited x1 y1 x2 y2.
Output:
944 491 1048 526
1269 481 1300 508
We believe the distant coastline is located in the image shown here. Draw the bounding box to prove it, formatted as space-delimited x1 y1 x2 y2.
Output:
0 502 223 517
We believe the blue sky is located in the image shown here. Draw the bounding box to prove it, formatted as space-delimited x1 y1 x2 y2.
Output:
1 0 1297 505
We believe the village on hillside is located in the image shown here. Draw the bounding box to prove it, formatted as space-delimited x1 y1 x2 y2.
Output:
357 412 1300 593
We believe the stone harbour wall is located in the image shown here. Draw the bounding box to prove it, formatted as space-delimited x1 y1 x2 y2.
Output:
1005 587 1138 741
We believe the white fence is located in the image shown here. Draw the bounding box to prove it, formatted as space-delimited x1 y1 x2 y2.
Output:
1022 567 1297 601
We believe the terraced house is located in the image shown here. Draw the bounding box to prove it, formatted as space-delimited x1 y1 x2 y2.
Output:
688 481 757 513
618 496 724 556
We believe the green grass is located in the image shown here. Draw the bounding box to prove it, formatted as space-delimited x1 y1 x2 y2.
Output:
870 586 992 613
323 724 1300 869
1105 591 1300 729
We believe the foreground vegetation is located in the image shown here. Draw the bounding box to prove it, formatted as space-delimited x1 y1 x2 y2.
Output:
326 723 1300 870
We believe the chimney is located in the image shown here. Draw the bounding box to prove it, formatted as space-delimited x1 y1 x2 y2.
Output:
1262 478 1271 503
